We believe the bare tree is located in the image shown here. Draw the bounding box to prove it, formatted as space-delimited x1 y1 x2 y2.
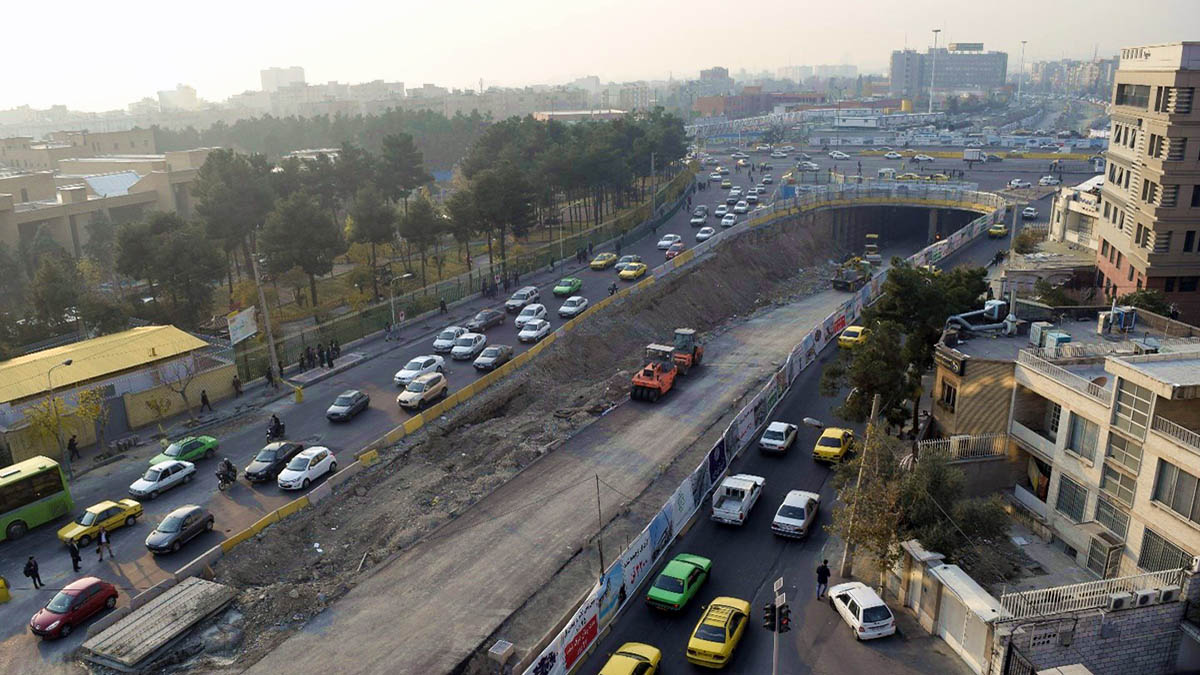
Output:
75 387 112 453
160 357 201 421
144 396 174 437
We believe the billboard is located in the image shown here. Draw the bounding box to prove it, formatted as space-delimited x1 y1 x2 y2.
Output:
226 307 258 345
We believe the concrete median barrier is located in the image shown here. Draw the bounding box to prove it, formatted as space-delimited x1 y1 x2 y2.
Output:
249 510 280 535
130 577 177 610
172 545 223 582
307 481 333 504
85 606 131 638
221 527 256 553
276 496 309 519
327 460 362 488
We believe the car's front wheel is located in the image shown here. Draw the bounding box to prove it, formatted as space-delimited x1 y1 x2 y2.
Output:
302 478 311 489
78 534 92 548
59 624 73 638
149 490 160 500
125 515 137 527
105 595 117 609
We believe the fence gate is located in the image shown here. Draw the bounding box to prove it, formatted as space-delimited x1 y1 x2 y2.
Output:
936 589 970 669
1003 642 1036 675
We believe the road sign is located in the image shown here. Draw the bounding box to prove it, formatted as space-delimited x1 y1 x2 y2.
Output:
775 593 786 606
774 577 783 594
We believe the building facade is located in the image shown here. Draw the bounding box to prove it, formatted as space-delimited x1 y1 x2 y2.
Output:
1094 42 1200 319
889 45 1008 98
1049 175 1103 250
261 66 306 93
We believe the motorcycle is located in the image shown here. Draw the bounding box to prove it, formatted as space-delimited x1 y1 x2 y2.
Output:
266 420 286 440
216 466 238 492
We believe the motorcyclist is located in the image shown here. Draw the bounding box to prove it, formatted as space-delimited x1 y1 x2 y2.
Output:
269 414 283 438
218 457 236 482
608 282 618 296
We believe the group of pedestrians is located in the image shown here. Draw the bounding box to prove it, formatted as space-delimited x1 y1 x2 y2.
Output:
24 528 115 589
298 340 340 372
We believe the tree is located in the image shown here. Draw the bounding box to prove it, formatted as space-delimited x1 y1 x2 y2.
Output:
116 221 157 293
144 395 173 436
826 427 905 588
75 387 112 455
397 196 442 286
378 133 433 211
83 212 119 291
30 256 82 326
1117 288 1172 316
473 163 535 273
191 149 276 283
22 397 70 456
161 357 200 421
0 242 27 313
261 191 346 307
347 183 396 298
444 189 481 270
820 321 917 426
153 225 225 327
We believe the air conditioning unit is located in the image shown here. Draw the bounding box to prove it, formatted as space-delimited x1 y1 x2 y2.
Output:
1111 306 1137 332
1133 589 1159 607
1045 330 1072 349
950 435 971 454
1097 312 1111 336
1107 592 1134 610
1190 556 1200 574
1159 585 1182 604
1030 321 1052 347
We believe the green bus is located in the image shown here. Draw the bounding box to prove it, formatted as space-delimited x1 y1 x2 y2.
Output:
0 456 74 541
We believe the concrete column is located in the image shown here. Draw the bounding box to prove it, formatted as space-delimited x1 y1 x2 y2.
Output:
928 208 940 242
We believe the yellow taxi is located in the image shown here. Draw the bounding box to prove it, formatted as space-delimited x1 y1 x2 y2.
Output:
736 158 748 167
590 252 619 269
838 325 870 348
720 179 732 189
619 262 648 280
930 173 950 182
896 172 922 181
813 428 855 463
987 223 1009 238
57 499 143 547
600 642 661 675
686 596 751 668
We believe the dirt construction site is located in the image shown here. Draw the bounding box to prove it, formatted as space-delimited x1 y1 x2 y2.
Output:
145 210 878 674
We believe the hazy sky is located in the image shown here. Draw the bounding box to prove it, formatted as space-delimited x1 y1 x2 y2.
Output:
6 0 1197 111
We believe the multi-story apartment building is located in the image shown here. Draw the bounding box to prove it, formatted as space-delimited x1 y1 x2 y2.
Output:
1094 42 1200 320
1049 175 1103 250
889 45 1008 98
0 130 156 171
261 66 306 93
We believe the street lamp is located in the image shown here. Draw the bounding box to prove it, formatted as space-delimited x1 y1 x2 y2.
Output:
47 359 73 476
929 29 941 114
389 273 416 327
1017 41 1028 104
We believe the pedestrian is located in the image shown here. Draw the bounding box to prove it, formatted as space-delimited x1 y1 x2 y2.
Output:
67 434 79 460
332 339 340 360
24 556 43 589
199 389 212 412
317 343 326 368
96 539 104 562
384 321 392 342
266 366 276 390
99 526 114 559
816 559 831 599
232 375 242 397
439 298 448 314
277 360 285 386
588 241 594 257
68 540 81 572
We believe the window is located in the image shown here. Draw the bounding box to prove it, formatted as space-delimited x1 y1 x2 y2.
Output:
1046 402 1062 442
1153 459 1200 524
1106 433 1143 474
1101 239 1110 256
1193 187 1200 208
939 381 957 412
1103 201 1112 219
1149 134 1163 158
1128 265 1135 282
1138 527 1190 572
1066 413 1099 461
1116 251 1123 269
1094 494 1130 538
1100 463 1137 507
1166 277 1177 292
1186 231 1196 253
1181 277 1200 292
1112 379 1152 439
1055 474 1088 522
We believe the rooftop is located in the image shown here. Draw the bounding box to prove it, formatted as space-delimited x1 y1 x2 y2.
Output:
944 313 1118 363
1006 238 1097 272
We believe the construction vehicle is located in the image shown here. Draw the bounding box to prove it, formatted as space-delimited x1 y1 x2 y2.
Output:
863 233 882 266
631 344 679 401
830 257 872 292
671 328 704 375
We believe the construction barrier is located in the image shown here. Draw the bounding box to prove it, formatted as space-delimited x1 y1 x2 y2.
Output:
221 528 257 553
327 460 363 488
276 496 309 519
130 577 177 610
249 510 280 535
172 544 223 582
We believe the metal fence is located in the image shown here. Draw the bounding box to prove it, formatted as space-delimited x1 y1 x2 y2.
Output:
1016 350 1111 403
1002 641 1037 675
999 568 1184 620
917 432 1008 461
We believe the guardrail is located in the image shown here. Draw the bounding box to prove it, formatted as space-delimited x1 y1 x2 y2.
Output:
917 433 1008 461
999 568 1184 620
1016 350 1111 403
1152 415 1200 456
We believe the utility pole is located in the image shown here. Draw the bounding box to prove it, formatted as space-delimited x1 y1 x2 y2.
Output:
250 249 281 388
840 394 881 578
929 29 941 114
1017 41 1028 104
595 474 605 579
650 152 657 216
763 576 790 675
47 360 73 478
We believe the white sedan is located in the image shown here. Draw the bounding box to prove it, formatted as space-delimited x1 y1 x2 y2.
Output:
1022 207 1039 219
432 326 467 353
1009 178 1032 189
1038 175 1061 186
708 172 722 181
558 296 589 318
514 303 547 329
689 214 707 226
770 150 788 159
771 490 820 539
393 355 444 386
450 332 487 360
128 460 195 500
714 205 729 217
761 175 774 184
884 151 903 160
696 226 716 241
518 319 552 343
759 421 798 452
829 150 850 160
657 234 682 250
799 161 820 171
277 447 337 490
913 154 935 162
721 213 737 227
733 200 749 214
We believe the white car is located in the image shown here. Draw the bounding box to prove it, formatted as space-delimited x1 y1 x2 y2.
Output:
514 303 547 328
393 355 444 386
733 200 749 214
558 296 589 318
721 213 737 227
714 205 729 217
754 145 770 152
1009 178 1032 189
657 233 682 250
696 226 716 241
753 186 767 195
729 187 742 197
1038 175 1061 186
884 151 903 159
829 150 850 160
913 154 935 162
1022 206 1039 219
505 286 540 313
518 319 551 343
770 150 788 159
692 205 708 217
779 145 795 152
761 175 773 184
771 490 820 538
708 172 722 181
746 194 759 205
432 326 467 353
829 582 897 640
759 421 798 452
277 447 337 490
129 460 195 499
450 332 487 360
689 214 707 226
799 161 820 171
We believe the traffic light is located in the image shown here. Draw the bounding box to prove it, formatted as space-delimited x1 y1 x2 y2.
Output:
778 602 792 633
762 603 777 631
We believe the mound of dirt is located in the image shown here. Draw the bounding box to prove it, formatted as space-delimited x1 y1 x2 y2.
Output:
207 213 843 669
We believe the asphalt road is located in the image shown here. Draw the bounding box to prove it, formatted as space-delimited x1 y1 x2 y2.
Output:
577 210 1013 675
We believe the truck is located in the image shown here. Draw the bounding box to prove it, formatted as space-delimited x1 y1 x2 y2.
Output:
963 148 985 163
830 257 872 291
711 473 765 525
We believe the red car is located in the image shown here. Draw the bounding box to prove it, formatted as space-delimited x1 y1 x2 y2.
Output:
30 576 118 639
665 241 686 259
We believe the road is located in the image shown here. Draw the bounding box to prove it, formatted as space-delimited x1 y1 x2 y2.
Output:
576 208 1011 675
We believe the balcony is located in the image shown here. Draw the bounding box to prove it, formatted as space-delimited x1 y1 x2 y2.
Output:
1017 351 1112 404
1014 483 1048 520
1012 420 1056 461
1152 415 1200 457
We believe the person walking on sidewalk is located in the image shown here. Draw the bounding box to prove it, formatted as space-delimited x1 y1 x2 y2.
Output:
384 321 393 342
439 298 448 314
588 241 594 257
99 527 114 559
232 375 242 397
68 540 82 572
816 559 831 599
25 556 43 588
67 435 79 460
331 339 340 360
200 390 213 412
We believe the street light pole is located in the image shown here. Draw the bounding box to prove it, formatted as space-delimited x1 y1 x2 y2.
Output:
840 393 881 578
250 252 281 387
650 152 657 216
47 359 73 476
929 29 941 114
1017 41 1028 104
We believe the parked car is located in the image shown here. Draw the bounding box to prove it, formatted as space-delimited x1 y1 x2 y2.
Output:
277 446 337 490
553 277 582 296
771 490 820 538
397 372 448 409
432 326 467 352
57 499 143 547
518 318 552 342
696 226 716 241
646 553 712 611
145 504 214 554
758 421 798 453
326 389 370 422
514 303 548 329
813 428 854 463
505 286 540 313
1039 175 1061 186
829 581 897 640
473 344 514 371
558 296 589 318
657 233 682 250
244 441 306 483
128 460 195 499
599 643 662 675
465 308 505 332
29 576 118 639
450 332 487 360
393 355 444 386
149 435 217 466
686 596 751 668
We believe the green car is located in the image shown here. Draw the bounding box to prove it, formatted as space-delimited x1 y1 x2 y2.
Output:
645 553 711 611
553 277 582 297
150 435 219 466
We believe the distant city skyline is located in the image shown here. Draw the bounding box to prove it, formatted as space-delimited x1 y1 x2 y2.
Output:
4 0 1195 111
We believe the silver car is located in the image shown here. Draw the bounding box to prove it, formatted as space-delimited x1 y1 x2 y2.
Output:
128 460 196 499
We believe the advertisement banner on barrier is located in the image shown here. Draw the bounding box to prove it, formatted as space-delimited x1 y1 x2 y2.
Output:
527 632 565 675
823 311 846 339
561 586 602 670
800 331 817 370
727 406 757 453
669 463 709 537
707 436 730 482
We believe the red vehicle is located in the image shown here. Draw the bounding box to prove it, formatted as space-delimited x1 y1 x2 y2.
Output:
665 241 686 259
30 576 118 638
